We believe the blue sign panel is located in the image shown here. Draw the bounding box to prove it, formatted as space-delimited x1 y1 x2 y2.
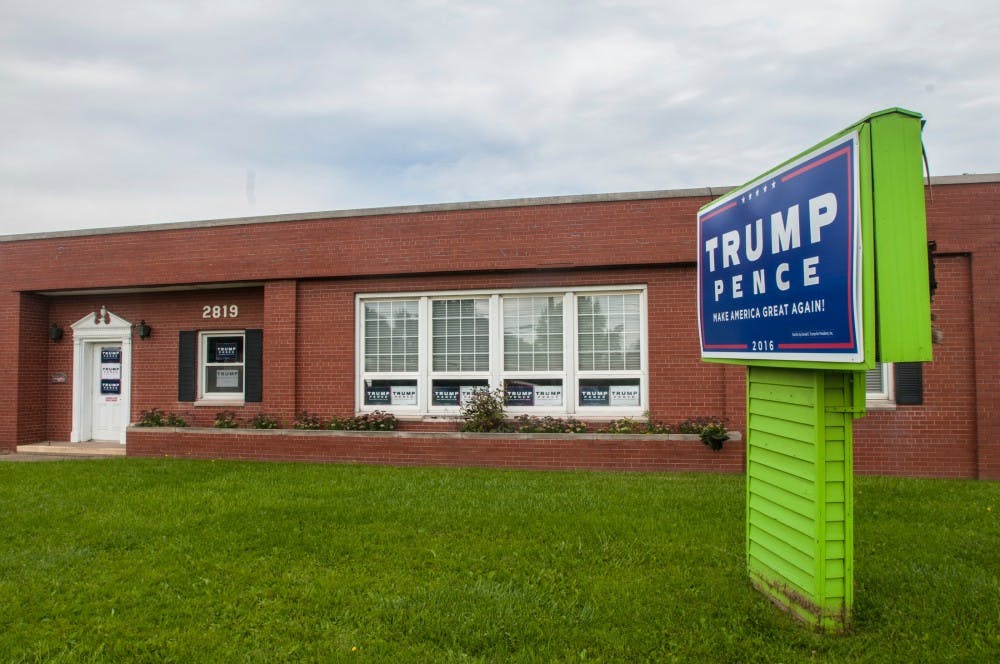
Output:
212 341 239 362
365 385 391 405
101 347 121 364
579 384 610 407
697 133 862 362
101 380 121 395
505 383 534 406
432 384 460 406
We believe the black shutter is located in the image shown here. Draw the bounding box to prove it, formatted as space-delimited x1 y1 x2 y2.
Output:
178 331 197 402
245 329 263 403
894 362 924 405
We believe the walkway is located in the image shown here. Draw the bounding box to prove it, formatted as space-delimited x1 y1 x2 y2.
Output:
1 441 125 461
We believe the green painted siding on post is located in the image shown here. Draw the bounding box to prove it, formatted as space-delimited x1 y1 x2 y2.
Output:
746 366 855 630
869 110 933 362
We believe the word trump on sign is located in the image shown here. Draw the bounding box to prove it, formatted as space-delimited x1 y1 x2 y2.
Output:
704 191 837 301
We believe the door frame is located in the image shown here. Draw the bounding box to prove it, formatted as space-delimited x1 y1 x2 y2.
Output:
70 309 133 444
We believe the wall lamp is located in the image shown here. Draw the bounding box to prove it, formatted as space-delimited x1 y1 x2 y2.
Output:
135 320 152 340
49 323 64 342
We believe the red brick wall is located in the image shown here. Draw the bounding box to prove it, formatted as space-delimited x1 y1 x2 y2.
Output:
126 427 746 474
264 281 297 423
3 179 999 477
295 267 729 426
971 242 1000 479
853 255 976 477
0 196 708 293
16 293 48 446
44 288 265 435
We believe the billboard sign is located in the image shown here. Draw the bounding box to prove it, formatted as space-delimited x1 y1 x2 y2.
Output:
698 133 862 363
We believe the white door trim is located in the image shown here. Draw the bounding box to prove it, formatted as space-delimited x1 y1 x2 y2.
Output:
70 309 133 444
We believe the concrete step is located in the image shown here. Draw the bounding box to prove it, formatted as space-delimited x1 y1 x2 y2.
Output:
15 441 125 457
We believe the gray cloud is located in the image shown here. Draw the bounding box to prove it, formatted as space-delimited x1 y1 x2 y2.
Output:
2 1 998 234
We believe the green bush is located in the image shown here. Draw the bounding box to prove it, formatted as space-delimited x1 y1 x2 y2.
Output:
328 411 398 431
603 417 644 434
136 408 167 427
357 410 398 431
248 413 281 429
460 388 508 432
698 421 729 451
166 413 188 427
603 414 671 434
511 415 588 433
676 417 729 450
292 411 323 430
676 417 714 434
137 408 188 427
327 415 359 431
213 410 238 428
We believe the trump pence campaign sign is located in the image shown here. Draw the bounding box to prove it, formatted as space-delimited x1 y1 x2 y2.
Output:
698 133 862 363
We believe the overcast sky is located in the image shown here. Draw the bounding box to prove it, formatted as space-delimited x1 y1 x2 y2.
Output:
2 1 998 235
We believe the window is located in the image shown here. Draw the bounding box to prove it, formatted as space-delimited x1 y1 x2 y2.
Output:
201 332 245 399
432 299 489 371
502 295 566 409
865 362 892 402
357 287 647 416
362 300 419 408
177 329 262 404
575 293 643 410
577 294 641 371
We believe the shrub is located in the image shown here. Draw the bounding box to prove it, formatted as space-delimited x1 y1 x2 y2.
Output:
165 413 189 427
327 415 359 431
511 415 588 433
603 414 671 434
677 417 729 450
603 417 644 434
293 411 323 430
248 413 281 429
698 421 729 451
358 410 398 431
137 408 166 427
137 408 188 427
460 388 508 432
213 410 238 428
329 411 399 431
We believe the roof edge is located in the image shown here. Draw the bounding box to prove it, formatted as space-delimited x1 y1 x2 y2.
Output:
3 173 998 243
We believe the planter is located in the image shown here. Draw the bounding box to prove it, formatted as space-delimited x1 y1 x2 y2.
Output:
126 426 744 474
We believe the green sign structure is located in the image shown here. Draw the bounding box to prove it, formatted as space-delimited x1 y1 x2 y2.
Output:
698 108 932 631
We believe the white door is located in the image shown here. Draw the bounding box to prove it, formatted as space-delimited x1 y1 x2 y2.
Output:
91 344 124 441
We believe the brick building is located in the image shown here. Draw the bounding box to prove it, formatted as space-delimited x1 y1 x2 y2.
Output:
1 174 997 478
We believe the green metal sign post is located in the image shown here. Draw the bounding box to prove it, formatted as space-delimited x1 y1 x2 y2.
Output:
698 109 932 631
745 366 860 630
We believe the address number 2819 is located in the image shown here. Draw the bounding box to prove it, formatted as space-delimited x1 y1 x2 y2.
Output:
202 305 239 319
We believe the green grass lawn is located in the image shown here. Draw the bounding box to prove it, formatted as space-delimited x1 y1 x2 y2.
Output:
0 460 996 662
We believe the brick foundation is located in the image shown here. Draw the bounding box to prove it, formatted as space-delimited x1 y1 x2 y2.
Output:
126 427 746 473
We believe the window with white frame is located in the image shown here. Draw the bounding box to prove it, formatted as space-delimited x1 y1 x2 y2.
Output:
361 299 420 407
576 293 643 409
502 295 566 409
357 287 647 416
200 332 245 399
866 362 893 403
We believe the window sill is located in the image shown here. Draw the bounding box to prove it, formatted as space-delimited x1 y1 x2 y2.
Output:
358 411 649 422
195 399 246 408
865 399 897 411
